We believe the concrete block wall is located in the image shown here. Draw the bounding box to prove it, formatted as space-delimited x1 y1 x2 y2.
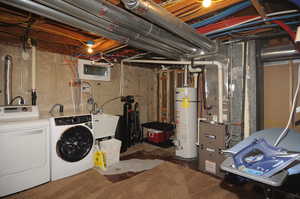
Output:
0 43 157 123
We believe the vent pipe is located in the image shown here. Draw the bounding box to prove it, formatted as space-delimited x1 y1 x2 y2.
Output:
122 0 216 52
4 55 13 106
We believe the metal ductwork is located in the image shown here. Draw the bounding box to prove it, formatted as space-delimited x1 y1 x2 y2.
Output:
4 55 13 106
121 0 216 52
261 45 300 61
1 0 177 58
63 0 199 55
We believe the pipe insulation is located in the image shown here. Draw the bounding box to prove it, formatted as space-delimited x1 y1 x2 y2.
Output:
121 0 216 52
35 0 183 56
4 55 13 106
63 0 199 55
1 0 177 58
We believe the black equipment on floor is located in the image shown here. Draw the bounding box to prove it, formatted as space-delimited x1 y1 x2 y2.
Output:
115 96 142 152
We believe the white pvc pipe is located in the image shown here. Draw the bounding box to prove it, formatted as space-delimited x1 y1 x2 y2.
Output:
189 61 223 123
193 73 198 88
123 58 224 123
184 65 188 87
32 46 36 90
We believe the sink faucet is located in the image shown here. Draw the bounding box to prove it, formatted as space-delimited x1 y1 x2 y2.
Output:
49 104 64 115
9 96 25 105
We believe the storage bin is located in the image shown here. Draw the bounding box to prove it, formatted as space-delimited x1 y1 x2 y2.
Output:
99 138 122 167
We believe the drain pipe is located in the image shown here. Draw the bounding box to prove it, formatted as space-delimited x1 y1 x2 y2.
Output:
4 55 13 106
189 61 223 123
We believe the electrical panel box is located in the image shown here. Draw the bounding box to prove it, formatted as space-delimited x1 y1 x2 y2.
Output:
198 121 227 178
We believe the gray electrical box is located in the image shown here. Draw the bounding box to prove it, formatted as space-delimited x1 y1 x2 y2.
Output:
198 121 227 178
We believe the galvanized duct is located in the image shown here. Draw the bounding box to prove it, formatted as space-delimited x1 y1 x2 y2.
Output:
63 0 199 55
122 0 216 52
4 55 13 106
1 0 177 58
261 45 300 61
35 0 183 57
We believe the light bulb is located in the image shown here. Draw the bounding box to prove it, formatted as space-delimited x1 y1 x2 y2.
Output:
87 47 93 54
202 0 211 8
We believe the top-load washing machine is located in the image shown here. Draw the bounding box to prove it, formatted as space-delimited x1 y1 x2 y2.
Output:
49 113 94 181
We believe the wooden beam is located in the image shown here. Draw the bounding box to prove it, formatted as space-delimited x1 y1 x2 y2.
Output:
251 0 267 19
0 12 95 42
166 0 245 22
93 40 120 52
0 32 79 55
0 26 82 46
35 24 93 42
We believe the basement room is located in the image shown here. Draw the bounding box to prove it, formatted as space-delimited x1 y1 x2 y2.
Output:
1 0 300 198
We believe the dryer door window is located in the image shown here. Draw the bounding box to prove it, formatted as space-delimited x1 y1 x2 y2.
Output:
57 125 93 162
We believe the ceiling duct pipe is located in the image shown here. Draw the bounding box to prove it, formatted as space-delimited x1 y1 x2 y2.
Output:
4 55 13 106
122 0 217 52
63 0 199 56
1 0 177 58
35 0 183 57
261 44 300 61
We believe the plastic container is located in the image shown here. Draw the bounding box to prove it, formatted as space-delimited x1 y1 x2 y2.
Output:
99 138 122 167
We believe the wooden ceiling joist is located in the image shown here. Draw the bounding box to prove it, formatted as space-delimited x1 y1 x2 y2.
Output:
172 0 245 22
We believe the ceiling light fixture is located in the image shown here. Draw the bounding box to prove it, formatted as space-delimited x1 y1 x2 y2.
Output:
202 0 212 8
86 40 94 54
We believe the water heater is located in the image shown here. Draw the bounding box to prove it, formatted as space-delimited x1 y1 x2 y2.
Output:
175 87 197 158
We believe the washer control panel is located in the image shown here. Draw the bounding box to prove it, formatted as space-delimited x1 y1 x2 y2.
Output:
0 105 39 121
55 115 92 126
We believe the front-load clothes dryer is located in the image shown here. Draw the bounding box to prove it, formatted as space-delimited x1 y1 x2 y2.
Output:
49 114 94 181
0 118 50 197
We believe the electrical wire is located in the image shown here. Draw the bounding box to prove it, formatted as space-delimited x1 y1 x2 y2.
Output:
274 64 300 146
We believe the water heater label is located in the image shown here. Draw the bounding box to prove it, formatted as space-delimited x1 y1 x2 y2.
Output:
181 97 190 108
